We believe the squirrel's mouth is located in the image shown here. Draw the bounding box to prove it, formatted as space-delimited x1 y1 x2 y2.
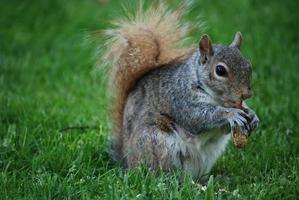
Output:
202 86 242 107
220 96 242 108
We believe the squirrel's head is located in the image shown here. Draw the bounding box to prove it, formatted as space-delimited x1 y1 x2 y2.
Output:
198 32 253 104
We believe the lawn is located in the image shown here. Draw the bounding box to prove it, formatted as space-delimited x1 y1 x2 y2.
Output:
1 0 298 199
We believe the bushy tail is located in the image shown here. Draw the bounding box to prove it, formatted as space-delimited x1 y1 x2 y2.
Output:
102 2 195 161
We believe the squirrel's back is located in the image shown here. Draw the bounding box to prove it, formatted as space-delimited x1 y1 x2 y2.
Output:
102 3 195 159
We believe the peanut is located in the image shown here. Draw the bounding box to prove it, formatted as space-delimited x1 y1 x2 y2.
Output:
223 100 248 148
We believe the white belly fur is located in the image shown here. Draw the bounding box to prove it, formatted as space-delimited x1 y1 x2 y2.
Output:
165 126 231 179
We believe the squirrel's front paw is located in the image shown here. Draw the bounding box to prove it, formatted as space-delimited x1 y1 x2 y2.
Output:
225 108 250 135
247 110 259 133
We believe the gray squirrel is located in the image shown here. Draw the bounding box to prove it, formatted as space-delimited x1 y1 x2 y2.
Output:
102 3 259 180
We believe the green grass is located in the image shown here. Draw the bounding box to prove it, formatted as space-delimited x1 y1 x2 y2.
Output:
1 0 298 199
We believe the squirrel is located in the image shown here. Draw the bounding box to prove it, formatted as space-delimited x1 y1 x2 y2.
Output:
102 3 259 180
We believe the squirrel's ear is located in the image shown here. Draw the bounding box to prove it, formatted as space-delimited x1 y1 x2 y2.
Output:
230 32 242 49
199 34 214 64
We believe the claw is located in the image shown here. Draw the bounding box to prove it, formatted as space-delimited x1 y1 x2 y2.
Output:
239 124 249 136
227 107 251 136
238 110 250 121
250 117 259 130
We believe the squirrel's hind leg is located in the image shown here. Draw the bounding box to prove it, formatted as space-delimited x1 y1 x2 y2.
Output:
123 124 172 171
122 121 203 179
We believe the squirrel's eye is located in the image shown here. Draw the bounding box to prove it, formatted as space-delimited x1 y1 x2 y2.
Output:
215 65 227 77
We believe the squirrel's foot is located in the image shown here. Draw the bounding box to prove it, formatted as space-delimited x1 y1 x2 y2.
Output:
226 108 251 136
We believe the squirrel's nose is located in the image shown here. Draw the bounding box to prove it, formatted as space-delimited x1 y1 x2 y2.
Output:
241 88 253 100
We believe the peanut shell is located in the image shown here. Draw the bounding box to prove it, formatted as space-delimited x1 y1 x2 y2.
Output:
232 126 248 148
